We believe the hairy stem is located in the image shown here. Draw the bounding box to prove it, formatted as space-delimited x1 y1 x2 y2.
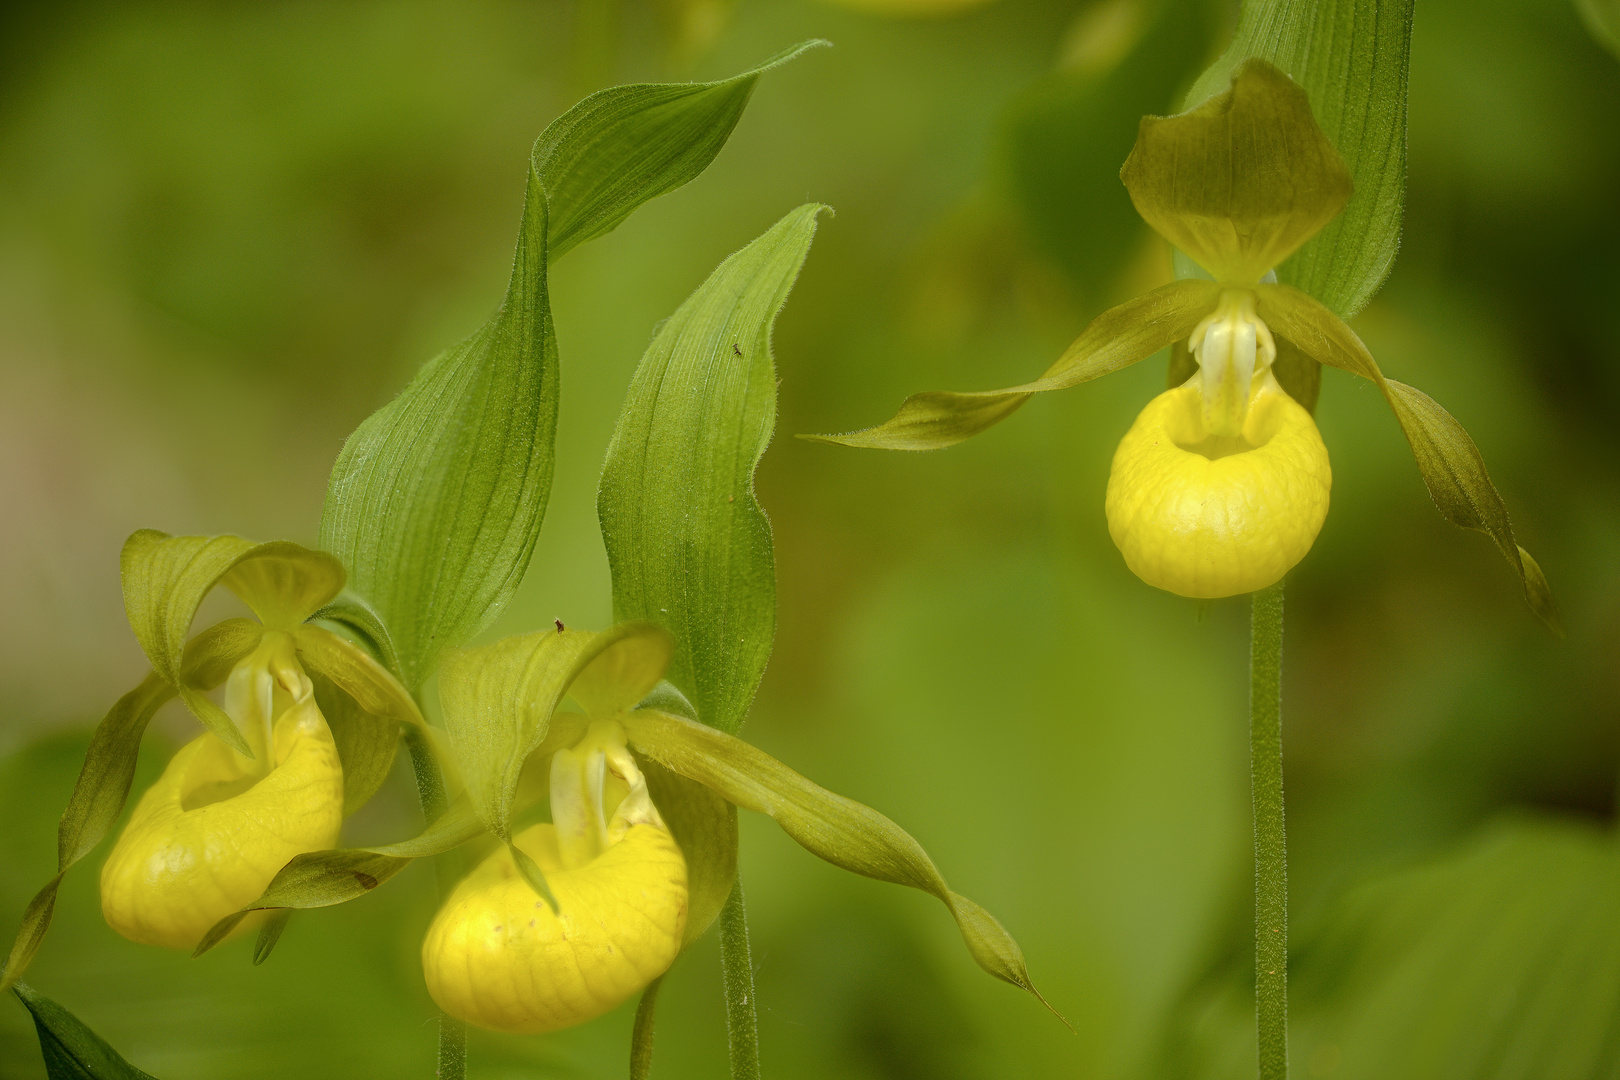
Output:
630 976 664 1080
720 879 761 1080
405 725 468 1080
1251 581 1287 1080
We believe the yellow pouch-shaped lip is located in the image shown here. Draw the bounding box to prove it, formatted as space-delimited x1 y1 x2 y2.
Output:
422 819 688 1035
99 697 343 950
1106 379 1330 598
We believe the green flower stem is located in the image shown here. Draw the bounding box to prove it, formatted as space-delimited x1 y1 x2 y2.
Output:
630 976 664 1080
1250 581 1288 1080
405 724 468 1080
720 879 761 1080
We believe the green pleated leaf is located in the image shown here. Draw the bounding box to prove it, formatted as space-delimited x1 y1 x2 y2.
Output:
1576 0 1620 58
437 623 672 838
121 531 343 754
12 984 160 1080
1162 819 1620 1079
194 796 488 956
622 710 1057 1014
320 43 826 692
805 279 1219 451
1181 0 1412 318
1255 284 1559 632
1 621 260 993
1122 60 1352 286
599 203 825 734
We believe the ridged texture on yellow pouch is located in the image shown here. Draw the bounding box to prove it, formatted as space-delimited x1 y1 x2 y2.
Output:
99 703 343 950
422 820 687 1034
1107 379 1330 597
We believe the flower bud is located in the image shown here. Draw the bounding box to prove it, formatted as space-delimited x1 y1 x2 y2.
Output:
421 720 687 1034
100 633 344 949
1105 376 1331 597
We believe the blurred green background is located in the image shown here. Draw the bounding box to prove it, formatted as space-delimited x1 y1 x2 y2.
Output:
2 0 1617 1077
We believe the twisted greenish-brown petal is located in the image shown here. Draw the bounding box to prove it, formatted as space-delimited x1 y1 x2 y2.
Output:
1 621 263 993
621 710 1059 1016
806 278 1220 450
1254 283 1560 633
437 623 673 840
1122 59 1352 286
194 797 488 957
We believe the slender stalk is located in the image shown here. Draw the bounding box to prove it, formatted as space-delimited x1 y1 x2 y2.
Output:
630 976 664 1080
405 725 468 1080
1250 581 1287 1080
720 879 761 1080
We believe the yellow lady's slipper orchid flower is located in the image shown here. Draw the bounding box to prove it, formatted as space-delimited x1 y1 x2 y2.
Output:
422 718 686 1034
809 59 1557 629
101 632 344 950
2 531 423 994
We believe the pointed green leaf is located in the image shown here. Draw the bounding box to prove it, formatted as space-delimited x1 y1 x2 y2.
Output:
1181 0 1412 317
320 44 825 691
437 623 671 837
599 203 825 734
1256 284 1559 631
538 41 829 261
621 710 1055 1011
1122 60 1352 285
13 984 160 1080
2 623 262 992
806 279 1220 450
194 796 488 956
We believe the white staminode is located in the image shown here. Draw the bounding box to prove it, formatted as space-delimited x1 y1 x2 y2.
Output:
1188 290 1278 437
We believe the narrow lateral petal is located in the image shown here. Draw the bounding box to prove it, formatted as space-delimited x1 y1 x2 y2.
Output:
1255 283 1560 632
621 709 1059 1015
807 279 1220 451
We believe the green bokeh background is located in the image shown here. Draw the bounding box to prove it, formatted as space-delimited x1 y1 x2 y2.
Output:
2 0 1617 1077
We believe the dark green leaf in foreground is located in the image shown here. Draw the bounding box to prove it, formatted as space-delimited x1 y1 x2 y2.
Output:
1160 818 1620 1079
320 42 827 691
13 984 160 1080
1181 0 1413 318
599 203 826 734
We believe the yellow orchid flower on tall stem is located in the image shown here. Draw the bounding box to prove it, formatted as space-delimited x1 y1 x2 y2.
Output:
810 58 1559 1080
